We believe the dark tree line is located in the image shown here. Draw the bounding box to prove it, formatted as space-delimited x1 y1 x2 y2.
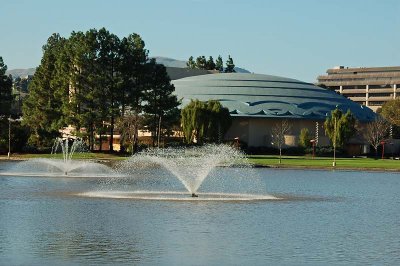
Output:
0 57 13 118
0 56 29 153
186 55 235 73
21 28 179 152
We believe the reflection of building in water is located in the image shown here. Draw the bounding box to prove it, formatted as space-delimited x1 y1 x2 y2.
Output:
317 66 400 112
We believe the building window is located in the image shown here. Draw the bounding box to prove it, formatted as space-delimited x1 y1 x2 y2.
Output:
368 93 391 97
369 101 384 106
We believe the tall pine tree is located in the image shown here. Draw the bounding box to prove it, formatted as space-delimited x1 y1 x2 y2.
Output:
143 59 180 146
22 34 67 146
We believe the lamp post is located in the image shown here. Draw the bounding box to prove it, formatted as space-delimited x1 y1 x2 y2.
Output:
381 140 386 160
333 116 337 167
310 139 316 159
7 116 22 159
234 137 240 149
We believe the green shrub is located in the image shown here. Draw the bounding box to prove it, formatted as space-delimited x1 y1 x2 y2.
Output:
299 128 312 148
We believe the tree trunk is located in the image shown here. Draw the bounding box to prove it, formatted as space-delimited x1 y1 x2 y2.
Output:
109 115 114 152
99 132 102 152
133 116 139 154
119 103 126 153
157 115 162 148
88 124 93 151
279 148 282 164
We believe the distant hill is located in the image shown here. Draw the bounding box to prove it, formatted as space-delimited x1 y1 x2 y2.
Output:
6 57 250 78
152 56 187 68
152 56 251 73
6 68 36 78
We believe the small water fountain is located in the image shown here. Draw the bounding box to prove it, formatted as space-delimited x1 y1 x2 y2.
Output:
1 138 115 178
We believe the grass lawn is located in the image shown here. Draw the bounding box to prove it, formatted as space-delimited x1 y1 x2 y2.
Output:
2 152 399 171
247 155 400 170
0 152 128 161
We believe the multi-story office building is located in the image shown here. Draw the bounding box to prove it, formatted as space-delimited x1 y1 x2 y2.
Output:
317 66 400 111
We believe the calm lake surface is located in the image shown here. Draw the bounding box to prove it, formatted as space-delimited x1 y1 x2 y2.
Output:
0 161 399 265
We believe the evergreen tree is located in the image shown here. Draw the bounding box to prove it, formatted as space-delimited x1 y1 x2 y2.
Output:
225 55 235 73
20 28 181 152
22 34 67 146
186 56 196 69
0 56 13 117
69 29 103 150
119 33 148 152
0 57 14 152
96 28 121 151
195 56 207 69
215 55 224 72
142 60 180 146
205 56 216 70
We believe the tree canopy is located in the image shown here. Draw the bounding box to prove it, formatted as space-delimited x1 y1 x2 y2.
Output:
362 116 389 157
381 98 400 126
299 128 312 148
324 108 356 148
0 56 13 117
224 55 235 73
181 99 231 144
186 55 235 72
271 120 291 164
22 28 179 151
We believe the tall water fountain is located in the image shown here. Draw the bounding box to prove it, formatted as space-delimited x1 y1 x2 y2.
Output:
84 144 278 201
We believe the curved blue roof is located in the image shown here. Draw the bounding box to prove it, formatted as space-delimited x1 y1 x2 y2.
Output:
172 73 376 122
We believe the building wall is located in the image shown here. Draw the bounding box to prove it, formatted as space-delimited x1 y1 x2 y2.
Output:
225 117 330 147
317 66 400 111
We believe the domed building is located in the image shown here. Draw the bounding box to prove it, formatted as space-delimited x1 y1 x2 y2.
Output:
172 73 376 148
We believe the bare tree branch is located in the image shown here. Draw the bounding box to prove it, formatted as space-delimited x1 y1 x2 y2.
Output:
271 120 291 164
362 117 390 157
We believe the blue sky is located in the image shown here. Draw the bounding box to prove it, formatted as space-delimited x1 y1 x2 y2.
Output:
1 0 399 82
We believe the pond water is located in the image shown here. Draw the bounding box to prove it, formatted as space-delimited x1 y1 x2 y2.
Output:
0 161 399 265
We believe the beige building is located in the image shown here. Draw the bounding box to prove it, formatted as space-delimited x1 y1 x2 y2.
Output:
317 66 400 111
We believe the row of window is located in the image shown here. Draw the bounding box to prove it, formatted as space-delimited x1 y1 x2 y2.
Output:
345 93 394 98
354 101 385 106
328 85 399 90
320 77 400 82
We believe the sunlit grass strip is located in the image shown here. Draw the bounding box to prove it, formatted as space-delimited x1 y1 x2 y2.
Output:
3 152 128 160
247 155 400 170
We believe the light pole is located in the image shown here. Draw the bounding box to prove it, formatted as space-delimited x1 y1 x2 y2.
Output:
234 137 240 149
333 116 337 167
310 139 316 159
7 116 22 159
